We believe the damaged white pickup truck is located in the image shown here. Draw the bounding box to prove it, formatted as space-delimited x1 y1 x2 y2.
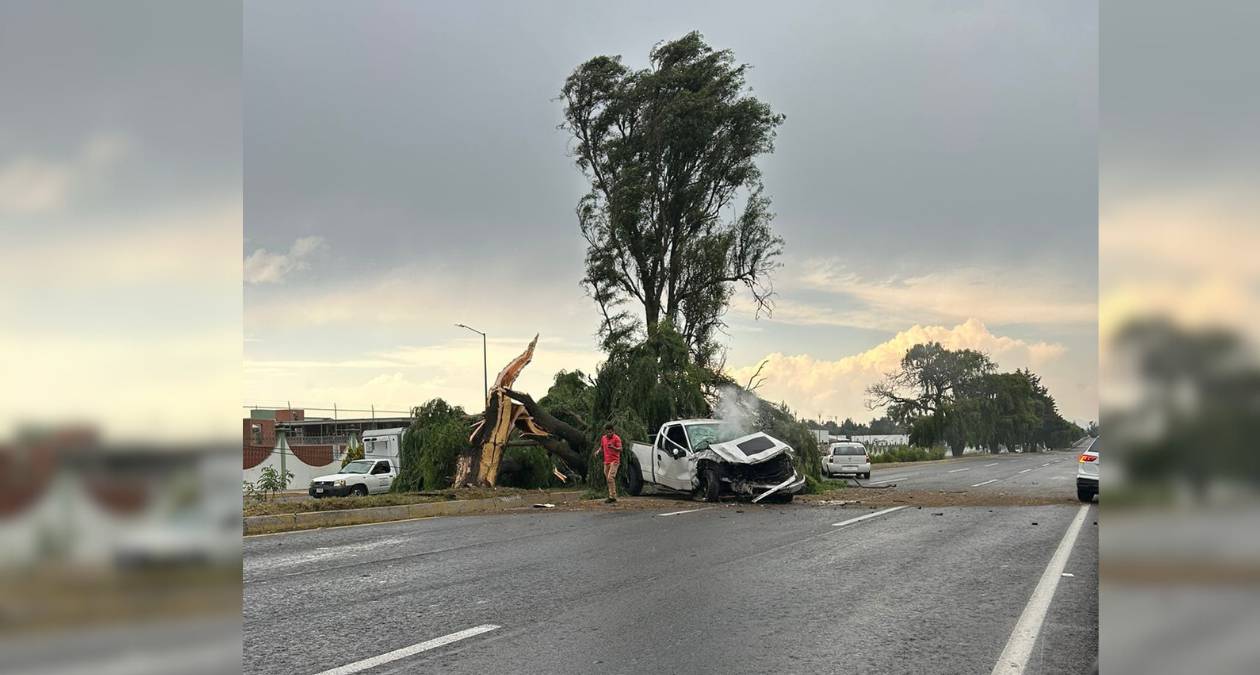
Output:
621 419 806 503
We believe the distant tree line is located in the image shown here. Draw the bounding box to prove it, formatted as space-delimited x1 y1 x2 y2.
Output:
866 342 1084 456
807 415 906 436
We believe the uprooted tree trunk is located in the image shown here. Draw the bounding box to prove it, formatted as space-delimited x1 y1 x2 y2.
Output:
504 388 591 477
453 335 539 488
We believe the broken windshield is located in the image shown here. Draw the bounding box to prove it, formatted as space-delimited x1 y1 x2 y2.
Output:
686 423 743 451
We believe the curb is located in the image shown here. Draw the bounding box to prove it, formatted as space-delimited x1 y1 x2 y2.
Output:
243 490 586 535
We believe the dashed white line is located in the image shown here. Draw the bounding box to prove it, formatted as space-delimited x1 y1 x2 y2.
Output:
1041 463 1050 467
832 505 907 528
947 468 971 473
984 462 998 467
971 479 998 487
990 505 1090 674
315 624 500 675
658 507 711 517
1018 469 1032 474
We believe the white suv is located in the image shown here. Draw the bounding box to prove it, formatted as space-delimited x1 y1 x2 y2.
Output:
1076 441 1099 502
824 442 871 480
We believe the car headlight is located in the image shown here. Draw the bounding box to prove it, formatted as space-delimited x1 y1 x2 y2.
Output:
334 479 346 487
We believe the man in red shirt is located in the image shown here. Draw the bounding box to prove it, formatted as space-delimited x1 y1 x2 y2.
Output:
600 423 622 503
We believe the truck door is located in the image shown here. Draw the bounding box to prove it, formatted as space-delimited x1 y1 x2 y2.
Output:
370 460 394 493
653 424 694 491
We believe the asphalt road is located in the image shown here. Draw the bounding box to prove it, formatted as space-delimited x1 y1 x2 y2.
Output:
851 441 1096 496
244 445 1098 674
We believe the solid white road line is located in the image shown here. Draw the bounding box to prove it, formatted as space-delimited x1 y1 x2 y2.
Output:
315 624 500 675
971 479 998 487
947 468 971 473
658 507 711 517
1018 469 1032 474
832 505 907 528
990 505 1090 675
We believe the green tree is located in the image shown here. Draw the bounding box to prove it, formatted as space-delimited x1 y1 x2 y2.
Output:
255 465 293 501
560 31 786 364
866 342 996 456
393 399 469 492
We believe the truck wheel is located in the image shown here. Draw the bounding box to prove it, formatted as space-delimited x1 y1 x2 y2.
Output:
862 472 871 480
764 493 794 504
1077 486 1095 503
352 484 368 497
620 459 644 497
700 465 721 502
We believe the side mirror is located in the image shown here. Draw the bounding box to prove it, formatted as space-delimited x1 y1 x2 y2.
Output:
672 448 686 459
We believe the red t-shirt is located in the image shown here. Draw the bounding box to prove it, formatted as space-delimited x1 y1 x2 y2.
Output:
601 433 622 464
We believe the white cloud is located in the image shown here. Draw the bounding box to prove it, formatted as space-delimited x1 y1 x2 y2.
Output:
244 235 326 284
0 134 129 215
756 259 1096 331
245 335 603 414
726 318 1070 422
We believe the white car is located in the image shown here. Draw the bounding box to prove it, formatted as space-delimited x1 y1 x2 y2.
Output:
309 458 398 498
824 442 871 479
1077 442 1099 502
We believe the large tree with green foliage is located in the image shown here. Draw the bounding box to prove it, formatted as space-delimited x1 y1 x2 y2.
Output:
866 342 996 456
868 343 1082 456
560 31 786 365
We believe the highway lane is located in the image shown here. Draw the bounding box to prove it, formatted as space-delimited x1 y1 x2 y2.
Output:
857 442 1093 497
244 496 1097 673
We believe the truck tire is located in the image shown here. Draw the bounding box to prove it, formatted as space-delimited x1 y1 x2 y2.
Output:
700 465 721 502
620 459 644 497
764 492 794 504
352 484 368 497
1077 486 1095 503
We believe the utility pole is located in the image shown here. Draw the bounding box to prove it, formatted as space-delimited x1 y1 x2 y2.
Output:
456 323 489 406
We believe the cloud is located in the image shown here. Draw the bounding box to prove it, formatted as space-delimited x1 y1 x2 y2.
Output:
726 318 1068 422
0 135 129 215
245 335 603 414
752 259 1096 331
244 235 326 284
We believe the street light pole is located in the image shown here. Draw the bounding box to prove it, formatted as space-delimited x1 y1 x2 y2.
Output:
456 323 488 406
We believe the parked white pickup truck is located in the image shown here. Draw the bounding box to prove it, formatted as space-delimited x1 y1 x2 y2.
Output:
621 419 806 503
308 458 399 498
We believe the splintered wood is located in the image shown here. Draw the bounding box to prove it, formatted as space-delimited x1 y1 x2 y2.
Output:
456 334 539 487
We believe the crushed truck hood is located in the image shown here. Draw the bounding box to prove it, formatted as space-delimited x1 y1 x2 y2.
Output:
699 432 793 464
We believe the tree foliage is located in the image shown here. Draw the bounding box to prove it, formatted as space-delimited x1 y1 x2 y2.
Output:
393 399 470 492
560 31 786 364
867 343 1082 456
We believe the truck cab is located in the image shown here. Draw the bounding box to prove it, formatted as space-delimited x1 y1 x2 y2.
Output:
309 457 399 498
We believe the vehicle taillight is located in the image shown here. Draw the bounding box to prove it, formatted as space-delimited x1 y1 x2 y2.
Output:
1079 454 1097 463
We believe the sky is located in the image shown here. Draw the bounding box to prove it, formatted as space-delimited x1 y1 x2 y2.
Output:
243 0 1099 425
1 2 241 442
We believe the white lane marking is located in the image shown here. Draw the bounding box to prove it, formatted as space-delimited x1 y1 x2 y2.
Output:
948 468 971 473
990 505 1090 675
832 505 907 528
1018 469 1032 474
1041 463 1050 467
658 507 711 517
984 462 998 467
315 624 500 675
971 479 998 487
